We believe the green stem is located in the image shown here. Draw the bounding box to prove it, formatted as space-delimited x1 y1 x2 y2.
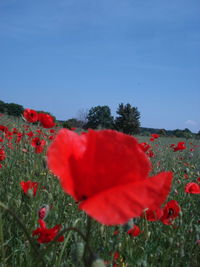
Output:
55 219 81 267
83 216 93 266
0 201 39 254
36 225 94 264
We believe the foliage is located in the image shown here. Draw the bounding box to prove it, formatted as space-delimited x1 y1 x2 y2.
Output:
114 103 140 134
63 118 85 129
0 100 24 116
0 114 200 266
86 105 114 129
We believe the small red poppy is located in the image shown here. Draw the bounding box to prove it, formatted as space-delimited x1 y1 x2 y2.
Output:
143 207 163 221
47 129 173 225
127 225 141 237
139 142 151 153
160 200 181 225
151 134 160 139
32 219 64 243
0 125 8 133
0 148 6 161
185 182 200 194
38 113 55 128
31 137 46 153
173 142 186 152
23 109 38 123
20 181 39 196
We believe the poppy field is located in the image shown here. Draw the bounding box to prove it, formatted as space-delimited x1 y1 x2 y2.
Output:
0 111 200 267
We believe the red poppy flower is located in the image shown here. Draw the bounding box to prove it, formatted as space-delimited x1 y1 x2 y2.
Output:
185 182 200 194
0 148 6 161
197 177 200 183
23 109 38 123
146 150 155 158
173 142 186 152
20 181 39 196
0 125 8 133
32 219 64 243
31 137 46 153
160 200 181 225
47 129 173 225
143 207 163 221
38 113 55 128
26 131 34 138
151 134 160 139
139 142 151 153
127 225 141 237
16 133 23 143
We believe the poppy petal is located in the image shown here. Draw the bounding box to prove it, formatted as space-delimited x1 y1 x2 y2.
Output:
79 172 172 225
47 129 87 199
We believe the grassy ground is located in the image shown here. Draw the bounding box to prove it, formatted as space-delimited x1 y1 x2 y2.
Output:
0 114 200 266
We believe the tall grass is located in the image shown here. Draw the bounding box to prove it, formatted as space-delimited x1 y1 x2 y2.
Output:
0 115 199 266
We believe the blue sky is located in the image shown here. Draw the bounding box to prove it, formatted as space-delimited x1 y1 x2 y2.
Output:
0 0 199 132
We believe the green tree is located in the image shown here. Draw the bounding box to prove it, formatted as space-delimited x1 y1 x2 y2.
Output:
0 100 6 113
114 103 140 134
63 118 85 129
5 103 24 116
86 105 114 129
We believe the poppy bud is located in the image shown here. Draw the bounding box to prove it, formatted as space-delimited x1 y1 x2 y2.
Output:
38 204 49 220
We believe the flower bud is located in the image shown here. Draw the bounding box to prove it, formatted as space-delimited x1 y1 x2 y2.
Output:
38 204 49 220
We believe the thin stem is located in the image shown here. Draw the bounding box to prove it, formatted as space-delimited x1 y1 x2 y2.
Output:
36 226 94 263
0 201 39 256
83 216 93 266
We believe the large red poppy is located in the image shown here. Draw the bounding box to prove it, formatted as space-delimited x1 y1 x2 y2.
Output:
23 109 38 123
47 129 172 225
38 113 55 128
32 219 64 243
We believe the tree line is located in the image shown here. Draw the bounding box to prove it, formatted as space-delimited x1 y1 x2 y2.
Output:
0 99 199 138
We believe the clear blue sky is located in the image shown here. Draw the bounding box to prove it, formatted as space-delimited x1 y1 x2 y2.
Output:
0 0 199 132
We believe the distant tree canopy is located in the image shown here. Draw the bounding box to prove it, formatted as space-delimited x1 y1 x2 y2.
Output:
114 103 140 134
0 100 24 116
62 118 85 129
86 105 114 129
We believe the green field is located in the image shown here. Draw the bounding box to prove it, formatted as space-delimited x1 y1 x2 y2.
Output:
0 114 200 267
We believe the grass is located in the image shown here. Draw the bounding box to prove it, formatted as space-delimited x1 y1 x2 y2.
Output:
0 114 200 266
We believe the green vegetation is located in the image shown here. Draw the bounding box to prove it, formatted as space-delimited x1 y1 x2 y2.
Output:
0 114 199 266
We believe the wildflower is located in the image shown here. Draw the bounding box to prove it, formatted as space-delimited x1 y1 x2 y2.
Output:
20 181 39 196
160 200 181 225
38 113 55 128
32 219 64 243
146 150 155 158
139 142 151 153
23 109 38 123
47 129 173 225
143 207 163 221
0 148 6 161
185 182 200 194
0 125 8 133
31 137 46 153
173 142 186 152
127 225 141 237
150 134 160 141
